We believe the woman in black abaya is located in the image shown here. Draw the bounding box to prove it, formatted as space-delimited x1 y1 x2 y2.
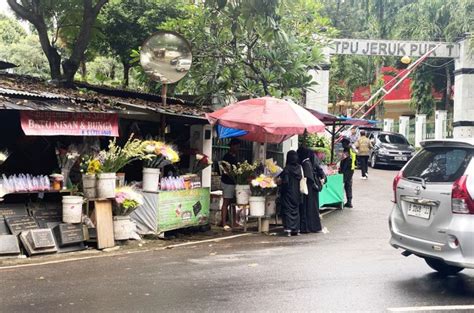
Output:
279 150 302 236
297 147 323 233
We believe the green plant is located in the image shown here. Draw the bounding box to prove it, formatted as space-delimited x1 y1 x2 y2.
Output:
99 135 145 173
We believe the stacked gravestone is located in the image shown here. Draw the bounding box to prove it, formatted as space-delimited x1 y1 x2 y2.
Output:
0 205 29 257
33 202 85 253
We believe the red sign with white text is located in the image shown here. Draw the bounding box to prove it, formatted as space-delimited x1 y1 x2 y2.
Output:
21 111 119 137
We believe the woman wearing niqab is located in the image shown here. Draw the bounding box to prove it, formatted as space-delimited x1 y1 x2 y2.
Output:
279 150 302 236
297 147 323 233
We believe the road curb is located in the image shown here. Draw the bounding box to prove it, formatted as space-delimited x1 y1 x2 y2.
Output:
0 233 253 270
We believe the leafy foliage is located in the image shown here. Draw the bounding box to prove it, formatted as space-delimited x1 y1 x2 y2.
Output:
160 0 331 103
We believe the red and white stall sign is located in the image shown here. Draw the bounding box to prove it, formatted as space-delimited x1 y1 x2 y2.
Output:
20 111 119 137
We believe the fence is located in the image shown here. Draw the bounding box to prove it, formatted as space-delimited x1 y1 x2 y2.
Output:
408 119 415 145
424 121 435 140
212 138 284 169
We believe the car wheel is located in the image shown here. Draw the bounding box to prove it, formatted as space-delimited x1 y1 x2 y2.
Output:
370 154 378 169
424 258 464 276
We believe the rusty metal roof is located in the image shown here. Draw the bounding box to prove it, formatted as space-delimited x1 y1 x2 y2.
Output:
0 74 211 118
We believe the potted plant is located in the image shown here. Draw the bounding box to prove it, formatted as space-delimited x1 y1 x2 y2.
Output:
96 135 145 199
249 174 277 216
221 161 258 205
113 186 143 240
80 155 101 199
141 140 180 192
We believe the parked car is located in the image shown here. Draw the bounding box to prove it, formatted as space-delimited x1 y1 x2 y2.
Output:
389 138 474 275
368 131 415 168
170 56 182 65
176 59 191 72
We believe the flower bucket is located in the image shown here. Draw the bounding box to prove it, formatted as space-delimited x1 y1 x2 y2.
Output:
113 215 133 241
236 184 251 205
249 196 265 216
142 168 160 192
62 196 83 224
265 195 277 216
82 174 96 199
97 172 116 199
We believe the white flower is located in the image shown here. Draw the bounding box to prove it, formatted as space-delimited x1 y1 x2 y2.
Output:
196 154 204 161
145 144 156 154
251 180 259 187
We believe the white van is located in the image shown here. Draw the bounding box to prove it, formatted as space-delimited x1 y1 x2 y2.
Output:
176 59 191 72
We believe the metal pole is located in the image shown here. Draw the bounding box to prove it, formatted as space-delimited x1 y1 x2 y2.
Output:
161 83 168 106
330 122 336 164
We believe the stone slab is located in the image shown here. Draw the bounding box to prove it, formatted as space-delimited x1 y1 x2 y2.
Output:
20 230 57 256
0 235 21 255
53 224 84 246
27 229 56 249
0 205 28 218
0 217 10 235
5 216 38 236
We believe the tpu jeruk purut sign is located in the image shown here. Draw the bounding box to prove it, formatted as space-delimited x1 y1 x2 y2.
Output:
20 111 119 137
330 39 459 58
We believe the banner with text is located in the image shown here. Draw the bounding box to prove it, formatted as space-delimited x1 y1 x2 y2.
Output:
330 39 459 58
21 111 119 137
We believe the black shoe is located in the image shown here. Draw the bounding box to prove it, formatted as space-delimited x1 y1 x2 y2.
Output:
344 202 353 208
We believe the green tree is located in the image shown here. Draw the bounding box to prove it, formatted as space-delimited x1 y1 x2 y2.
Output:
0 14 49 77
160 0 330 103
395 0 474 111
7 0 108 84
99 0 184 87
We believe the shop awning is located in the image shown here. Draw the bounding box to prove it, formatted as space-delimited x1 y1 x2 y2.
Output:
20 111 119 137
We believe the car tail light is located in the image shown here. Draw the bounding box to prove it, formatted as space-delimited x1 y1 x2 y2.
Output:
452 175 474 214
393 170 403 203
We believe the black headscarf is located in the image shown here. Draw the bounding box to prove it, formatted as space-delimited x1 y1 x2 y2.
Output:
297 147 312 164
285 150 302 180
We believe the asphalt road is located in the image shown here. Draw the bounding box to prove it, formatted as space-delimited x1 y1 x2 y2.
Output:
1 168 474 313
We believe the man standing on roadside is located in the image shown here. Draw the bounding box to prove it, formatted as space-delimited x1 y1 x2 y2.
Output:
355 130 372 179
349 128 359 146
220 138 241 229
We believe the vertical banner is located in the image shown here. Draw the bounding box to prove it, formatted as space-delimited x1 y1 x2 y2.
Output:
20 111 119 137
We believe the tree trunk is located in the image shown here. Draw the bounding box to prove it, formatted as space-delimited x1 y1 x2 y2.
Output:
80 60 87 81
445 66 451 111
47 48 62 81
122 62 131 87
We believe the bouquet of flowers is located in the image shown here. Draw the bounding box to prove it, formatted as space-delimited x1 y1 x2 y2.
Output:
250 174 277 196
142 140 180 169
192 153 212 174
99 135 146 173
80 155 101 176
114 186 144 215
221 160 258 185
56 144 81 187
0 149 10 165
264 159 283 177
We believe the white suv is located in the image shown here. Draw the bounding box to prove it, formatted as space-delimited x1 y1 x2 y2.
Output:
389 139 474 275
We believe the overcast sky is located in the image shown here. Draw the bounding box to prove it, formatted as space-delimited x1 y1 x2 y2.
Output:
0 0 13 16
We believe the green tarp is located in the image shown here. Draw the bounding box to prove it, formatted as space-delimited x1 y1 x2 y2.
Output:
319 174 344 209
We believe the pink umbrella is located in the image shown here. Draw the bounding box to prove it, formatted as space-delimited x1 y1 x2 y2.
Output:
206 97 325 143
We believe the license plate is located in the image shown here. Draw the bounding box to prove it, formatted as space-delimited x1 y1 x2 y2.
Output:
407 203 431 219
394 156 407 161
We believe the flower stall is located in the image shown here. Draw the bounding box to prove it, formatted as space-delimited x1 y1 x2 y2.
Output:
128 142 212 236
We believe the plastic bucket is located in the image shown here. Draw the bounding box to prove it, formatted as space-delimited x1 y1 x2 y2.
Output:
62 196 84 223
97 172 116 199
82 174 96 199
113 216 133 240
249 196 265 216
265 195 277 216
235 185 251 205
142 168 160 192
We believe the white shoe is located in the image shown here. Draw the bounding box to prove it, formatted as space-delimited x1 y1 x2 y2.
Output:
361 176 367 180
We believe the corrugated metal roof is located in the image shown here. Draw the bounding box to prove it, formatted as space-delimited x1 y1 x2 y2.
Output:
0 74 211 118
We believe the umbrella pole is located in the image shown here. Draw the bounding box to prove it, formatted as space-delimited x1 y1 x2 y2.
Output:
330 122 336 164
